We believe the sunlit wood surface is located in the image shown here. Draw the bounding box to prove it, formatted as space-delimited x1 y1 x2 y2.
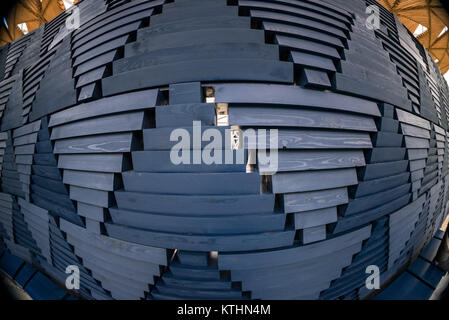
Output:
378 0 449 73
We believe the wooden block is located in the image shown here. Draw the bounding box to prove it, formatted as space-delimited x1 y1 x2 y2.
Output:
69 185 112 208
74 51 117 77
360 160 408 180
105 222 295 252
301 225 326 244
12 120 41 138
169 82 202 104
58 154 127 173
63 169 118 192
351 172 413 198
14 263 37 287
54 133 136 154
24 272 67 300
75 66 107 88
214 83 381 117
60 218 167 266
420 238 442 262
373 272 433 300
73 22 141 58
0 252 24 277
32 175 68 194
114 191 275 215
401 123 430 139
276 129 372 149
229 106 377 131
156 103 215 127
120 42 279 72
77 202 105 222
284 188 348 213
143 126 230 151
218 225 371 270
249 8 347 38
121 171 260 195
276 34 339 59
344 183 411 216
48 89 160 127
85 218 101 234
103 59 294 96
176 251 208 267
397 109 431 130
50 111 145 140
372 132 403 147
132 150 246 173
109 207 286 235
290 50 336 72
408 149 428 161
333 193 411 233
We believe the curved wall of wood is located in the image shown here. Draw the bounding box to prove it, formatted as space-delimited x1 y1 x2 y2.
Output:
0 0 448 300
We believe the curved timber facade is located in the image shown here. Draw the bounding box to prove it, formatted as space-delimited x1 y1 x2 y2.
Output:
0 0 448 300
